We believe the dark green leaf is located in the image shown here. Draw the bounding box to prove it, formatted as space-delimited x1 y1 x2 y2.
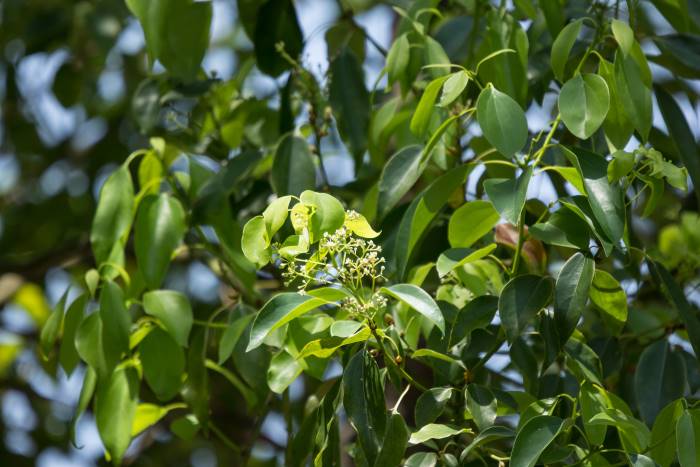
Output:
466 384 497 430
59 294 87 376
377 145 423 220
271 134 316 196
510 415 565 467
476 85 528 158
650 399 683 467
95 367 139 465
484 166 533 225
499 274 554 342
99 281 131 371
253 0 303 76
635 340 686 425
140 327 185 401
415 387 453 427
614 51 652 141
554 252 594 343
677 409 700 467
375 412 410 467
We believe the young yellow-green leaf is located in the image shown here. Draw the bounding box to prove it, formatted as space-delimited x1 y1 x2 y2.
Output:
510 415 565 467
140 327 185 401
465 384 497 431
247 288 350 351
551 19 583 82
554 252 594 343
131 403 184 437
90 165 134 265
436 244 497 278
476 85 528 158
300 190 345 242
271 135 316 196
499 274 554 342
241 215 271 267
558 74 610 139
95 367 139 465
611 19 634 56
439 71 470 107
410 76 448 137
562 146 625 243
484 166 533 225
377 145 424 220
99 280 131 369
634 340 686 425
262 195 292 237
142 289 193 347
344 210 380 238
297 326 371 359
448 200 500 248
677 409 700 467
589 269 627 334
409 423 468 444
381 284 445 333
134 193 186 289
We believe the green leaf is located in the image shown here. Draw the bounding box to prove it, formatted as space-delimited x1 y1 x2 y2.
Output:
300 190 346 242
529 208 591 250
75 313 110 379
559 74 610 139
562 146 625 243
39 290 67 360
484 166 533 225
247 288 350 351
262 195 292 237
90 165 134 265
218 313 254 364
450 295 499 345
635 340 686 425
405 452 437 467
344 211 380 239
589 269 628 334
297 326 370 359
140 327 185 401
95 367 139 465
436 244 497 278
448 200 500 248
476 85 528 158
99 281 131 370
381 284 445 333
394 165 470 278
412 348 464 367
409 423 468 444
565 338 603 385
329 48 370 164
410 76 448 137
510 415 565 467
579 382 608 446
554 252 594 343
134 193 186 289
599 58 634 149
439 71 469 107
611 19 634 55
386 33 410 87
59 294 87 376
460 425 515 461
541 166 585 194
415 387 453 427
656 86 700 206
241 215 271 267
499 274 554 342
677 409 700 467
131 403 183 437
142 290 193 347
551 19 583 82
70 366 97 443
466 384 497 431
608 150 635 182
559 196 614 256
650 399 683 467
589 409 651 452
271 134 316 196
343 350 387 464
375 412 410 467
377 145 423 220
253 0 303 76
267 350 302 393
614 51 652 141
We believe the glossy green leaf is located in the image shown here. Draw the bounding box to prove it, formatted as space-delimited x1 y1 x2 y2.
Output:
297 326 370 359
329 48 370 163
141 327 185 401
529 208 591 250
218 313 254 364
439 71 469 107
484 166 533 225
551 19 583 82
476 85 528 158
253 0 303 76
510 415 565 467
599 58 634 149
59 294 87 376
267 350 302 393
247 288 350 351
75 313 111 379
614 51 652 141
131 403 183 437
405 452 438 467
562 146 625 243
634 340 686 425
450 295 499 345
342 350 386 465
611 19 634 55
436 244 497 277
579 382 608 445
466 384 497 431
90 165 134 265
241 215 271 267
142 290 193 347
415 387 453 427
554 252 594 343
499 274 554 342
271 134 316 196
377 145 423 220
409 423 468 444
589 270 627 334
99 281 131 369
411 76 448 137
460 426 515 461
95 367 139 465
677 409 700 467
448 200 500 248
559 73 610 139
299 190 345 242
608 150 635 182
381 284 445 333
134 193 186 289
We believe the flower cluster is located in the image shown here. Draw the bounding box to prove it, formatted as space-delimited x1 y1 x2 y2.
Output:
341 293 389 318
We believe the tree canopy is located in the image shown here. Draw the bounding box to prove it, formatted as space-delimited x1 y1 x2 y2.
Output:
2 0 700 466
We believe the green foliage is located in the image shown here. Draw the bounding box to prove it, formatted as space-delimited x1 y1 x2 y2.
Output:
5 0 698 466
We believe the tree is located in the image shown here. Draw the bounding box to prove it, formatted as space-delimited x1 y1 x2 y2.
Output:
2 0 700 465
